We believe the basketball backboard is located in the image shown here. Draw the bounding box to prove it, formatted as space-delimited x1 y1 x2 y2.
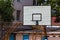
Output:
23 6 51 25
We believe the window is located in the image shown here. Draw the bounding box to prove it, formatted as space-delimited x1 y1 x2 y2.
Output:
23 34 29 40
16 10 20 21
9 34 15 40
42 36 48 40
17 0 20 2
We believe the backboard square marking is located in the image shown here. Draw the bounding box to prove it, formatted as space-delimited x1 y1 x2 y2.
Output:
32 13 42 21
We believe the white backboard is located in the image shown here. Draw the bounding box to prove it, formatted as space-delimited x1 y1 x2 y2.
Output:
23 6 51 25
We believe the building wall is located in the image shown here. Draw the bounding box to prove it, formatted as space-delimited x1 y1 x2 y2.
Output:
15 33 42 40
15 33 60 40
13 0 33 22
16 34 22 40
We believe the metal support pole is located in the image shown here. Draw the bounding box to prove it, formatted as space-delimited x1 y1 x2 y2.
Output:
43 26 47 36
43 26 47 40
36 21 38 25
